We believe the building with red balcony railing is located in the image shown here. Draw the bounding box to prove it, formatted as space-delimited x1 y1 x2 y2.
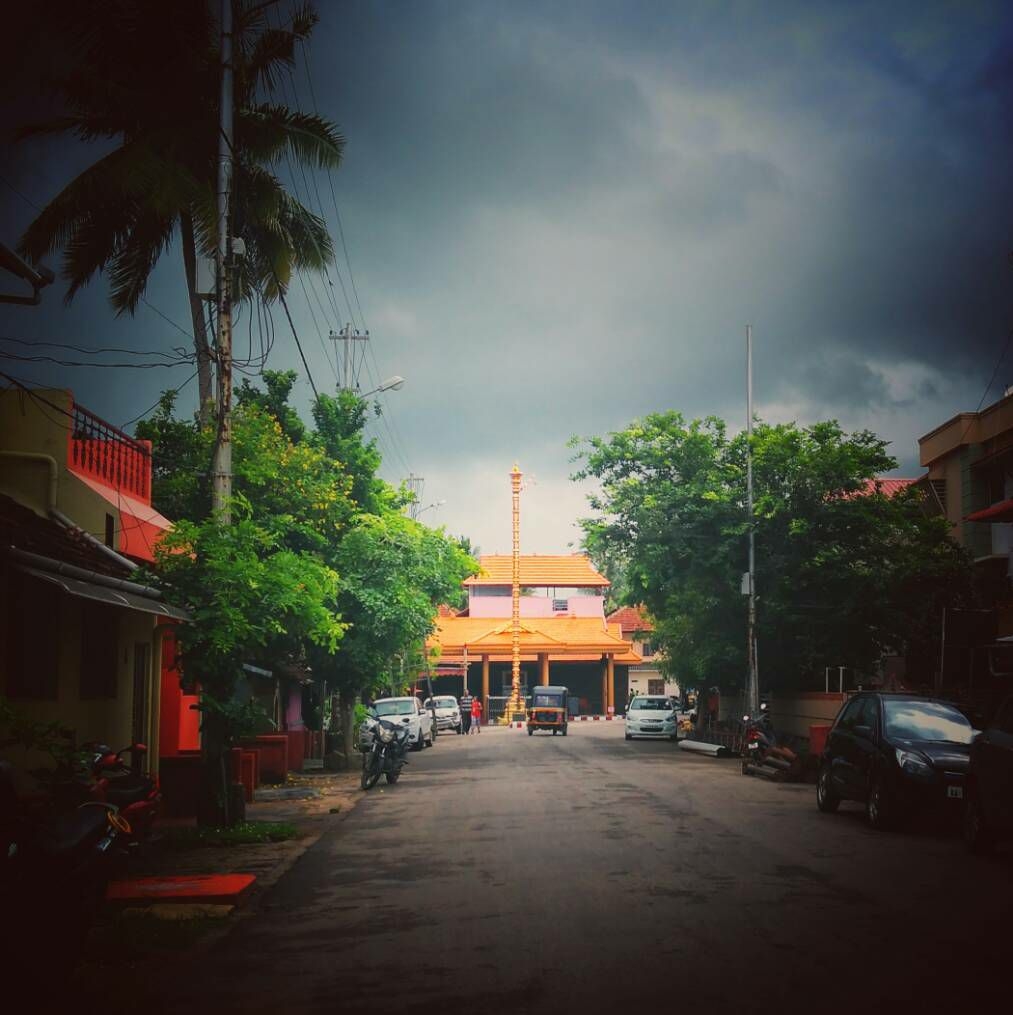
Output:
0 387 197 779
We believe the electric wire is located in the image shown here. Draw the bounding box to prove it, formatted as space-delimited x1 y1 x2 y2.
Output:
276 284 320 400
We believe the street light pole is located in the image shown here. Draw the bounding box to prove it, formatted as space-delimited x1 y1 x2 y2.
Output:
746 325 759 716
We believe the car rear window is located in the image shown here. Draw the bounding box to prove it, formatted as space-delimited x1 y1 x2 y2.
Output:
374 700 415 716
629 697 671 710
883 700 973 744
532 693 563 707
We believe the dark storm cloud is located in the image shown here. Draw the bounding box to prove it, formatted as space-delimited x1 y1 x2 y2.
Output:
1 1 1011 549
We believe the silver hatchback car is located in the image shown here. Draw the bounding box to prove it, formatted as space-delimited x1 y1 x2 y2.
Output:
425 695 463 734
625 695 679 741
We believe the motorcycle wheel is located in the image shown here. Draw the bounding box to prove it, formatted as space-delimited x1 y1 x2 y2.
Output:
386 769 401 784
361 751 381 790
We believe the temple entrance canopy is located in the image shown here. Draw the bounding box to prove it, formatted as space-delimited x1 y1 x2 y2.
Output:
425 463 638 719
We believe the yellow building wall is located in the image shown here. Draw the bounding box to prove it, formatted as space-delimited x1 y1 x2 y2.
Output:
0 567 162 773
0 388 126 549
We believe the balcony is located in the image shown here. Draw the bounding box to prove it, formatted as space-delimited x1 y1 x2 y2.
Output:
68 402 152 504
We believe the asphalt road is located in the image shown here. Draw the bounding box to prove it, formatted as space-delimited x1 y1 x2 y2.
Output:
144 722 1013 1015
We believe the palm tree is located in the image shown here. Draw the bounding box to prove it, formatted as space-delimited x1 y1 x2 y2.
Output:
16 0 344 418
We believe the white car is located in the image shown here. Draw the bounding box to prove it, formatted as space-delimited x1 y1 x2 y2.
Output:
372 697 435 750
425 695 463 734
625 695 679 741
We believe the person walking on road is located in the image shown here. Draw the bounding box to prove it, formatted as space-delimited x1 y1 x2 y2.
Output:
470 695 483 733
460 691 473 734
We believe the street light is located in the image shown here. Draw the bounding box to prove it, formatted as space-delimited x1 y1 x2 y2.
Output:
416 499 445 519
359 376 405 397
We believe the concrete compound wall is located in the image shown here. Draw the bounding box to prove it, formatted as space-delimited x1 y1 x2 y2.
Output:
720 691 848 739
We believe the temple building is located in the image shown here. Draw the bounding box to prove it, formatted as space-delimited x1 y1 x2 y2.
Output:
427 554 640 719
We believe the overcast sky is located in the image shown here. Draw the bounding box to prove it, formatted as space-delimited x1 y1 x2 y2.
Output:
2 0 1012 553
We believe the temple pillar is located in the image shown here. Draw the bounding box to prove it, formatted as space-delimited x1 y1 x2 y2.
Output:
481 655 490 712
607 654 615 714
539 653 549 686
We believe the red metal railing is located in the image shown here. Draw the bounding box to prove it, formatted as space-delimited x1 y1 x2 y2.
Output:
68 402 152 502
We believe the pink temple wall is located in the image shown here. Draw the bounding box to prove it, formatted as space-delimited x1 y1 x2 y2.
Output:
468 593 605 619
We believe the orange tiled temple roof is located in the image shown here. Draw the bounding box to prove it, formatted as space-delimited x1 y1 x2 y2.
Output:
428 616 639 663
463 554 609 587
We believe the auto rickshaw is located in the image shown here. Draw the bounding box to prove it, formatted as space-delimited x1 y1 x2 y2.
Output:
528 685 569 736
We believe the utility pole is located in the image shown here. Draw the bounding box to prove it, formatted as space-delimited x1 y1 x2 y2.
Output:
330 324 370 390
746 325 759 716
406 473 424 519
211 0 234 521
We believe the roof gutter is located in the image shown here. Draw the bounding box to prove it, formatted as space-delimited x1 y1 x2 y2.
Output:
51 508 138 572
6 545 164 600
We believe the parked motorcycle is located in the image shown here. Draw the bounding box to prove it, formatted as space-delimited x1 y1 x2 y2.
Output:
359 712 411 790
81 742 160 841
0 760 131 983
740 705 801 780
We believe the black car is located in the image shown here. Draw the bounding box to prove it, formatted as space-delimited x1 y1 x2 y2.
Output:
964 693 1013 853
816 693 974 830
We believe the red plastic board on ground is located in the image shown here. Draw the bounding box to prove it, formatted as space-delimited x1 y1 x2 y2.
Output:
106 873 256 904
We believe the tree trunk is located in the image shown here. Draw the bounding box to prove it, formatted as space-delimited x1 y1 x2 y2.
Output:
180 211 215 423
340 688 357 770
197 719 231 828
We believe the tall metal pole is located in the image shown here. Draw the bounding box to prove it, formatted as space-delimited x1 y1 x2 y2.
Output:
746 325 759 715
211 0 234 521
509 464 523 720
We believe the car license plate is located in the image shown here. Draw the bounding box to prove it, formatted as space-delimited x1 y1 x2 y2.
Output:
947 786 963 799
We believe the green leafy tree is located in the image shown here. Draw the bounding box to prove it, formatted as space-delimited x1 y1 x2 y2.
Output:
136 390 214 522
314 511 478 762
236 370 307 444
572 414 973 697
141 374 478 778
16 0 343 414
151 504 344 825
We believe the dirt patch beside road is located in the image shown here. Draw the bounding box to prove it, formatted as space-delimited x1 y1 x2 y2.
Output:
71 769 363 995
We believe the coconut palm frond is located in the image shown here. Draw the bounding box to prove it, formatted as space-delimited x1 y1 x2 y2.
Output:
108 210 177 313
279 193 333 272
236 163 286 230
18 144 147 264
13 115 107 143
249 105 344 170
62 199 141 305
240 27 298 98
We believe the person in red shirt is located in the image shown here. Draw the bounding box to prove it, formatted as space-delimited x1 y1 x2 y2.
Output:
470 696 483 733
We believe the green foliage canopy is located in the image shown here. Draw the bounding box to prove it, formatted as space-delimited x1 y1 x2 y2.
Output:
572 413 973 693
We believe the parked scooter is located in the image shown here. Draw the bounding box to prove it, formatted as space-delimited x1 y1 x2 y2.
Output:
0 761 132 984
79 741 160 841
740 704 801 780
359 712 411 790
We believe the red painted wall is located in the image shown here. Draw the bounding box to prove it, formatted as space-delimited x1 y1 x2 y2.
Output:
159 626 200 756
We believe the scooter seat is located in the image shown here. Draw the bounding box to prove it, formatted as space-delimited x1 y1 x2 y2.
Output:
36 806 110 859
103 776 153 807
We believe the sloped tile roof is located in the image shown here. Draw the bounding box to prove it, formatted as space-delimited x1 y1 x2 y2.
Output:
854 477 919 498
607 604 653 634
463 554 609 587
427 615 637 662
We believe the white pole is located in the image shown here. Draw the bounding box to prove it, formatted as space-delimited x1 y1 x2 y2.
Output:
746 325 759 715
839 665 844 694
